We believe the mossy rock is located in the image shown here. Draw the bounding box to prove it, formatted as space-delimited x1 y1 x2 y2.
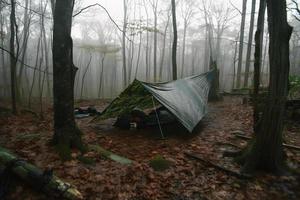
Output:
149 155 172 171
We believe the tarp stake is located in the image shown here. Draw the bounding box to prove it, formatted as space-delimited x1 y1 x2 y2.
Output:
151 96 165 139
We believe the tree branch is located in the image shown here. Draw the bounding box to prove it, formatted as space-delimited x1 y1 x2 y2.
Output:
0 46 53 75
290 0 300 21
72 3 134 43
229 0 242 15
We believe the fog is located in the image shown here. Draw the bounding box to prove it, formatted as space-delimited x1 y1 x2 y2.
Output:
0 0 299 102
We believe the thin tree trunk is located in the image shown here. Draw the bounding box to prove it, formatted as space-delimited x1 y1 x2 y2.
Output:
261 34 268 85
17 0 31 101
171 0 177 80
28 37 41 108
236 0 247 88
232 36 239 90
244 0 256 88
203 25 209 72
181 21 187 78
98 54 105 98
153 1 158 82
10 0 17 114
122 0 127 87
80 54 92 100
0 11 7 97
159 11 171 80
143 0 150 82
135 31 142 79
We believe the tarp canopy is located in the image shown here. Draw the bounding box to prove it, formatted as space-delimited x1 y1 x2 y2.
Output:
96 71 214 132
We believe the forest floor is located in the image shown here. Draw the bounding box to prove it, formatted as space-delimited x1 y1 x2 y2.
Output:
0 96 299 200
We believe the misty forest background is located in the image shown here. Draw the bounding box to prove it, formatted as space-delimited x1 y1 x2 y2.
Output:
0 0 300 106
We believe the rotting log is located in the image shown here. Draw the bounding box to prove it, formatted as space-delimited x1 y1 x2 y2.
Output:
0 147 83 200
89 145 132 165
233 133 300 151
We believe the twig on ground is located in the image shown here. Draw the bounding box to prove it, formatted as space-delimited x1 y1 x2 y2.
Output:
234 133 300 151
184 151 252 179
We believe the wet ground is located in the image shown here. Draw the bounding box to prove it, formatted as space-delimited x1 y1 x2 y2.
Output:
0 96 299 200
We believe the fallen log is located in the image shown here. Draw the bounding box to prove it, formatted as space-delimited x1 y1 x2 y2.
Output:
88 145 132 165
0 147 83 200
216 141 241 149
234 133 300 151
184 152 251 179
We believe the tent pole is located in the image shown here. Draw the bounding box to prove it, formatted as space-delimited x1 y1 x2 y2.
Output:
151 96 165 139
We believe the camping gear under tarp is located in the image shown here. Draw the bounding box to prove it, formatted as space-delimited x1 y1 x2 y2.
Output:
0 147 83 200
95 71 214 132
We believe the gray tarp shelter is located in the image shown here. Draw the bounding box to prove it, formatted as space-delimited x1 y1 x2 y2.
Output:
96 70 214 132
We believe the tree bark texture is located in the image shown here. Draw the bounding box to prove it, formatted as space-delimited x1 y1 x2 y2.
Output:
171 0 177 80
244 0 256 88
52 0 84 159
242 0 293 174
236 0 247 89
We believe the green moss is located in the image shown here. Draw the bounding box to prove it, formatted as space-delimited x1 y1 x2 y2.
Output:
16 133 41 141
149 155 171 171
55 143 72 161
89 144 132 165
95 80 158 121
77 155 96 165
89 145 111 157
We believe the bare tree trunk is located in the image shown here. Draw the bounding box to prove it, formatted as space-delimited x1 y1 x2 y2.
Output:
153 0 158 82
181 20 187 78
10 0 17 114
128 27 135 83
17 0 31 101
242 0 293 174
98 54 105 98
171 0 177 80
253 0 266 129
135 31 142 79
244 0 256 88
0 10 7 97
203 25 209 72
38 1 48 118
236 0 247 88
28 32 42 108
159 10 171 81
80 54 92 100
232 35 239 90
41 7 51 100
52 0 84 160
191 45 196 74
261 34 268 85
122 0 127 87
